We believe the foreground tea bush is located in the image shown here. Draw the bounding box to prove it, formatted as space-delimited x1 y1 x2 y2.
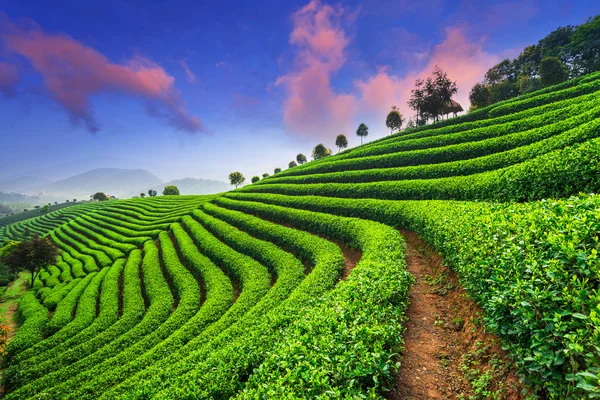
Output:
226 192 600 398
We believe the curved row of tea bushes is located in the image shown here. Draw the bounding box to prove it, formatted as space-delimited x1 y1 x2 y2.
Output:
334 93 600 160
39 278 80 309
224 192 600 399
9 258 126 385
44 271 99 336
49 216 271 399
4 292 49 359
4 247 163 399
52 229 106 270
103 205 343 399
243 135 600 202
255 118 600 186
67 210 307 399
138 198 411 398
69 219 137 254
55 233 203 399
267 104 600 179
3 251 145 398
60 251 86 278
61 224 124 262
82 212 163 239
77 214 152 245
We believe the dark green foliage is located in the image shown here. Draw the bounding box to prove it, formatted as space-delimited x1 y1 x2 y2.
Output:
312 143 332 160
92 192 109 201
162 185 180 196
1 235 58 287
385 106 403 133
540 56 568 86
228 171 245 188
251 176 260 183
335 134 348 152
296 153 307 164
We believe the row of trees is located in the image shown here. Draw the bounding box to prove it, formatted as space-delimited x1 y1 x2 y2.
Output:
470 15 600 109
92 186 180 202
230 123 372 188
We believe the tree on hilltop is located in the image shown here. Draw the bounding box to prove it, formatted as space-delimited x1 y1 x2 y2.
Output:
312 144 332 160
296 153 307 165
148 189 157 197
385 106 403 134
335 134 348 152
251 176 260 183
229 172 245 188
288 161 297 168
356 123 369 145
92 192 109 201
163 186 180 196
274 168 282 174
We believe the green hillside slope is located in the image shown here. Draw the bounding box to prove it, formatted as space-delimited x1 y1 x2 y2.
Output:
1 73 599 399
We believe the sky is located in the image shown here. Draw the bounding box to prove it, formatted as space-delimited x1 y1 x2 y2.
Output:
0 0 598 183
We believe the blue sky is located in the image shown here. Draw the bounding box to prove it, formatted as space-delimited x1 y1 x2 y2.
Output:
0 0 598 183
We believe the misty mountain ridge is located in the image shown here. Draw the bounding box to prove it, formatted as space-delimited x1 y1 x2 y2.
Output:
0 168 229 200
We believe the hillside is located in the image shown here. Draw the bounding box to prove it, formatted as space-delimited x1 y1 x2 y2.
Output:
0 72 599 399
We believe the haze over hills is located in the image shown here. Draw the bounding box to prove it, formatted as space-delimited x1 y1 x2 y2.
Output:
138 178 230 197
0 168 230 201
0 176 52 194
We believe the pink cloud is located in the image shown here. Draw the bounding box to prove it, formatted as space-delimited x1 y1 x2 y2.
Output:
355 26 500 127
277 1 500 139
276 0 358 138
0 62 19 97
180 60 197 84
1 19 204 134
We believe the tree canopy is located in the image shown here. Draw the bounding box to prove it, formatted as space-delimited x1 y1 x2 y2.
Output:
288 161 297 168
408 66 458 124
92 192 109 201
229 172 246 188
356 123 369 145
162 186 180 196
335 134 348 152
296 153 307 165
540 56 568 86
312 144 332 160
274 168 282 174
469 15 600 108
1 235 58 287
148 189 157 197
251 176 260 183
385 106 403 134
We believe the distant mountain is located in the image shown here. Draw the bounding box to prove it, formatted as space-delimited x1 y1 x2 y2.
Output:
0 191 40 204
140 178 230 196
0 176 52 193
38 168 163 198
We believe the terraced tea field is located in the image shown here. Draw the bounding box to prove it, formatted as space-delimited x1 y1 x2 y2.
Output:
1 71 599 399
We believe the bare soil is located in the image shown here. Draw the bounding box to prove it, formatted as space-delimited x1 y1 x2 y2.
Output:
389 230 525 400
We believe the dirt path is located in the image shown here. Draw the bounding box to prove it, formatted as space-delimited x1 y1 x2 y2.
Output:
389 230 524 400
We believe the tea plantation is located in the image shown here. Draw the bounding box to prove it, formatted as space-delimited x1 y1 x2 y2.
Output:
1 71 599 399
